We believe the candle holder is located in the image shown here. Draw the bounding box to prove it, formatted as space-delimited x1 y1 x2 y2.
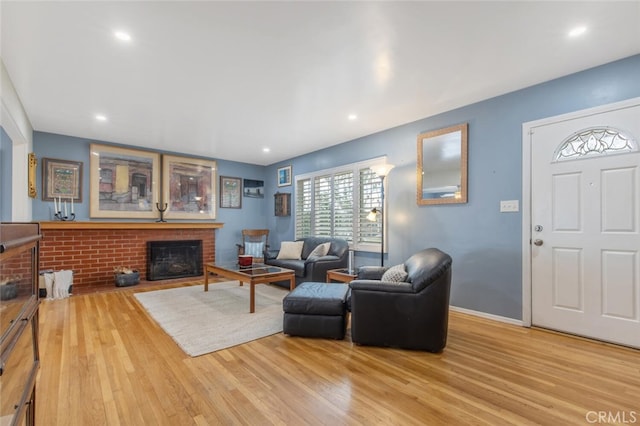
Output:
54 211 76 221
156 202 168 222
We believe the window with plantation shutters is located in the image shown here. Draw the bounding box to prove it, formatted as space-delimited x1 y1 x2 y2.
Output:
358 168 381 245
333 171 354 241
294 157 387 252
314 175 333 236
295 178 312 238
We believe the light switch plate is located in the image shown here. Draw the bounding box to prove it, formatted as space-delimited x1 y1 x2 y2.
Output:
500 200 519 212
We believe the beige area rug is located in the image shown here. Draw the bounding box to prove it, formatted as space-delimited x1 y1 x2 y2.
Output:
134 282 288 357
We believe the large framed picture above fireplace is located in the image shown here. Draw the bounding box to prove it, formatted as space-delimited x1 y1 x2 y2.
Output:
89 144 160 219
162 155 217 220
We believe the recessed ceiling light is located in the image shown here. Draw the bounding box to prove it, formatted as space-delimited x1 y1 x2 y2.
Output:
568 26 587 37
95 114 107 122
114 31 132 42
263 148 270 153
348 114 358 121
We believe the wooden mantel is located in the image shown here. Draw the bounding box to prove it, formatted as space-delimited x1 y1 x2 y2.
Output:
39 221 224 230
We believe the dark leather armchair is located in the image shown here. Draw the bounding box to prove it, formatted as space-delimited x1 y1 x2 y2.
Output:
348 248 452 352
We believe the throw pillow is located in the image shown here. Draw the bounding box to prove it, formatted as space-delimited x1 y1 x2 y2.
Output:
308 242 331 258
276 241 304 260
243 242 264 258
381 264 408 283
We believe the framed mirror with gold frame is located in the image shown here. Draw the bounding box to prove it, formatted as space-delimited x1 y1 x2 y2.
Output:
417 123 468 205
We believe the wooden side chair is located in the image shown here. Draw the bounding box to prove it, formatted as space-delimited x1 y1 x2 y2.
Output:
236 229 269 263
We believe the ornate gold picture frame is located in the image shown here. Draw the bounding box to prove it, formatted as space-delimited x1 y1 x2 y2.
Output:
28 152 37 198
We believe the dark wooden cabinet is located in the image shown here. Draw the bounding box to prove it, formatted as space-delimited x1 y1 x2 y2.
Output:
274 192 291 217
0 223 40 426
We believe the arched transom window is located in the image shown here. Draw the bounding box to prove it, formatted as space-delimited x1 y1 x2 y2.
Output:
553 127 638 162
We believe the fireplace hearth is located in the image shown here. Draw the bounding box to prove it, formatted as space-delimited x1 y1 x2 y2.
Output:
147 240 203 281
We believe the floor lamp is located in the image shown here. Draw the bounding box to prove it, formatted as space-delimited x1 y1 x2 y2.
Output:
368 164 395 266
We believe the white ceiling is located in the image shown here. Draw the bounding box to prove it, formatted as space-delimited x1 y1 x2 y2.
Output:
1 1 639 166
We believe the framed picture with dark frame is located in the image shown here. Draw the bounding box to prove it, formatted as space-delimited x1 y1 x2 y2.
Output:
162 155 217 220
220 176 242 209
277 165 292 187
243 179 264 198
42 157 83 202
89 144 160 219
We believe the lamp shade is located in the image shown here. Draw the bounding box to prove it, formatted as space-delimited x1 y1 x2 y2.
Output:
371 163 395 178
367 208 379 221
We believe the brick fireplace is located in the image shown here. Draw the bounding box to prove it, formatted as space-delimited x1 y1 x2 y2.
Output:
39 222 222 292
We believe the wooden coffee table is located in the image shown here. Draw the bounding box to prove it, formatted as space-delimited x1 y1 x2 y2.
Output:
204 263 295 313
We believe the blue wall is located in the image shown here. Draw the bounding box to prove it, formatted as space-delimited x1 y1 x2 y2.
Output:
0 127 12 221
29 54 640 320
264 54 640 320
32 132 267 263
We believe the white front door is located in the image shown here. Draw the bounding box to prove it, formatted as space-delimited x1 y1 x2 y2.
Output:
529 100 640 348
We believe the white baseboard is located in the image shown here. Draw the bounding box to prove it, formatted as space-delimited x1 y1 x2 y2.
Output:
450 305 524 327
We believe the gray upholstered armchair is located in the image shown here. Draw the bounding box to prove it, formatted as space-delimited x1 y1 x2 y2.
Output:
348 248 453 352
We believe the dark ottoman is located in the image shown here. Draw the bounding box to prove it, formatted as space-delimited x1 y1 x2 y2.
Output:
283 282 349 340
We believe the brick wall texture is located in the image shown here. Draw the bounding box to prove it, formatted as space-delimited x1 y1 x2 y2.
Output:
39 228 215 291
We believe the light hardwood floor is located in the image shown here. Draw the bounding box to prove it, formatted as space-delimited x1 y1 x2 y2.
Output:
36 281 639 425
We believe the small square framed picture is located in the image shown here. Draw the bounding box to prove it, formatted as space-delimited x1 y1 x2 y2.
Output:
277 165 292 187
42 157 83 202
243 179 264 198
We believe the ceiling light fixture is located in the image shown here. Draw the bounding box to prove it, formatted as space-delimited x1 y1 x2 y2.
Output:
348 114 358 121
568 26 587 37
95 114 107 121
114 31 132 42
263 148 270 153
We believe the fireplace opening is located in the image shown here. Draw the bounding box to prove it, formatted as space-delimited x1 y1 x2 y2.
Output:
147 240 203 281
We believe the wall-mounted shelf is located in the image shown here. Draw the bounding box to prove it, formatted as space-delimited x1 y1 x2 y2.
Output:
274 192 291 217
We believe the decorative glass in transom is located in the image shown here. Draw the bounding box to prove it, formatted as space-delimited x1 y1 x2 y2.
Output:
553 127 638 162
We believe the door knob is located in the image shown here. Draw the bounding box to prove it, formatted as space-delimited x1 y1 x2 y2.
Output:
533 239 543 246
